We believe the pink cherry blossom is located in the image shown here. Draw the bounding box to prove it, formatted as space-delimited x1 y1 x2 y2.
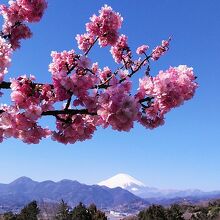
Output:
138 111 165 129
137 65 197 129
10 75 38 108
153 65 197 113
49 50 78 74
52 114 97 144
0 0 47 49
0 36 12 82
0 105 50 144
91 62 99 74
76 33 95 52
76 56 91 69
18 124 51 144
86 5 123 47
151 38 170 61
98 66 112 82
0 0 47 23
110 34 129 63
24 104 42 120
10 75 55 112
97 81 139 131
3 23 32 50
136 45 149 55
118 69 129 79
15 0 47 22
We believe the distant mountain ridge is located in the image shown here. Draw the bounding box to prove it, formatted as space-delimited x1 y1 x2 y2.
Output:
0 176 147 213
98 173 220 200
1 175 220 214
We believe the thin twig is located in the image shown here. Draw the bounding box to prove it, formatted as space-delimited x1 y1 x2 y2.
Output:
84 37 99 56
64 95 72 111
0 81 54 89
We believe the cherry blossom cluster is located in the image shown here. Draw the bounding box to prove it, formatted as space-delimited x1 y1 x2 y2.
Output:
97 80 139 131
52 114 98 145
0 0 47 84
151 39 170 61
0 36 12 83
136 45 149 55
110 34 130 64
0 2 198 144
0 0 47 49
76 4 123 51
75 33 95 53
137 65 198 129
0 105 51 144
10 75 55 113
85 5 123 47
0 75 55 143
49 50 99 105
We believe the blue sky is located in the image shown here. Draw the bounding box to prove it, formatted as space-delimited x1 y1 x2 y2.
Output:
0 0 220 191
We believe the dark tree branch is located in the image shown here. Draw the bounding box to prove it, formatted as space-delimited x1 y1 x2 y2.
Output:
67 63 78 75
0 81 11 89
84 36 99 56
0 81 53 89
64 95 72 111
0 108 97 116
119 56 150 83
139 97 154 103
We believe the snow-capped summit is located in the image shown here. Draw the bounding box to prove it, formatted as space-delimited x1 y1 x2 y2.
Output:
98 173 214 200
98 173 162 197
98 173 146 190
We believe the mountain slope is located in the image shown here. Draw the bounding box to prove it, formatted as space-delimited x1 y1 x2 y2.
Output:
0 177 147 212
98 173 220 200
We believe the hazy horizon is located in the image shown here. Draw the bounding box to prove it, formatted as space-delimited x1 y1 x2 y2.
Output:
1 173 219 193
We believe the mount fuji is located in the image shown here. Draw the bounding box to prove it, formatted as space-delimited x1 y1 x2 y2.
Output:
98 173 220 200
98 173 146 192
98 173 163 198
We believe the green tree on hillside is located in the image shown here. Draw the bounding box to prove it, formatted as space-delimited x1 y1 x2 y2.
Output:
70 202 91 220
189 207 208 220
138 204 167 220
17 201 40 220
88 204 107 220
2 212 17 220
55 199 70 220
166 204 184 220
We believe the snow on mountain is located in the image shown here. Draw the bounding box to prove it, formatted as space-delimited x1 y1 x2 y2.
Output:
98 173 162 198
98 173 146 190
98 173 220 199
